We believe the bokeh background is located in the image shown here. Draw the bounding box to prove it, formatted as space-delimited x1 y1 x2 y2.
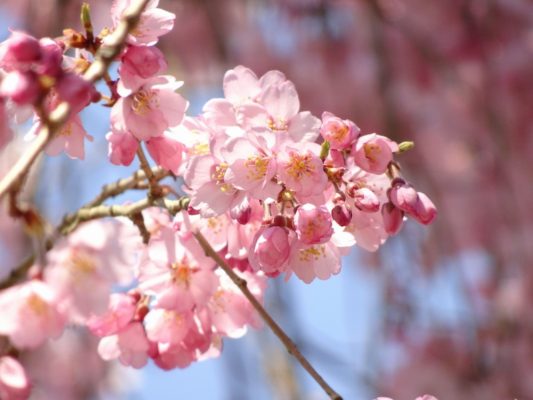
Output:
1 0 532 399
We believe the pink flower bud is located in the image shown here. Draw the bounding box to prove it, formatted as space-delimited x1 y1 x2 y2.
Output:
230 198 252 225
118 46 168 95
412 192 437 225
320 111 360 150
352 187 380 212
353 133 399 174
106 130 139 166
56 73 93 112
389 181 418 214
36 38 63 77
0 71 40 105
0 356 30 400
251 226 290 275
382 202 404 235
331 203 352 227
122 45 167 79
294 204 333 245
0 31 41 68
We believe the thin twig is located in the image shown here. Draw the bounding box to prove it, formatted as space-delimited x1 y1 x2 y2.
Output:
193 231 343 400
83 166 169 208
0 0 151 200
60 197 189 235
136 145 163 199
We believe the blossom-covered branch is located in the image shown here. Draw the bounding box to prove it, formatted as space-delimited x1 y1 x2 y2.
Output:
0 0 151 200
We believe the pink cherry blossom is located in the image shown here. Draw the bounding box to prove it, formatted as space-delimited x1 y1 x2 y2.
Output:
208 270 265 338
249 226 291 276
353 133 399 174
294 204 333 245
0 280 65 349
277 143 328 199
238 80 321 145
288 241 342 284
111 0 175 46
118 45 167 96
144 308 193 345
184 153 245 217
106 130 139 166
97 322 150 368
0 356 30 400
86 293 137 337
344 206 389 252
222 65 261 106
221 135 280 201
45 115 93 160
111 75 188 141
320 111 360 150
138 221 218 312
44 220 137 322
146 131 184 174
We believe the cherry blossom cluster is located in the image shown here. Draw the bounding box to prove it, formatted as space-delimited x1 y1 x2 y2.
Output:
0 0 438 398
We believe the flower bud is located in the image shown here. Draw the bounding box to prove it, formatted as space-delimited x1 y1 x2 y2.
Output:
56 73 93 112
36 38 63 77
1 31 41 67
389 181 418 214
121 45 167 79
251 226 290 275
352 187 380 212
294 204 333 245
0 70 40 105
412 192 437 225
230 198 252 225
382 202 404 235
332 203 352 227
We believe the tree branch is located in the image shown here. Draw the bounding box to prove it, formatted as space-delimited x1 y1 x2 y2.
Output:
192 231 343 400
0 0 151 200
83 166 169 208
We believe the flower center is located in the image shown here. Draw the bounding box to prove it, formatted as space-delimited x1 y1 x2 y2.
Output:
268 117 288 131
297 245 326 262
27 293 48 316
211 163 234 193
285 152 314 180
132 89 157 116
245 155 269 181
363 142 381 162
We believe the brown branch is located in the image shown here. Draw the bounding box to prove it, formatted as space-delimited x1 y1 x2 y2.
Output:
192 231 343 400
0 0 151 200
60 197 189 235
83 166 169 208
136 145 164 200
